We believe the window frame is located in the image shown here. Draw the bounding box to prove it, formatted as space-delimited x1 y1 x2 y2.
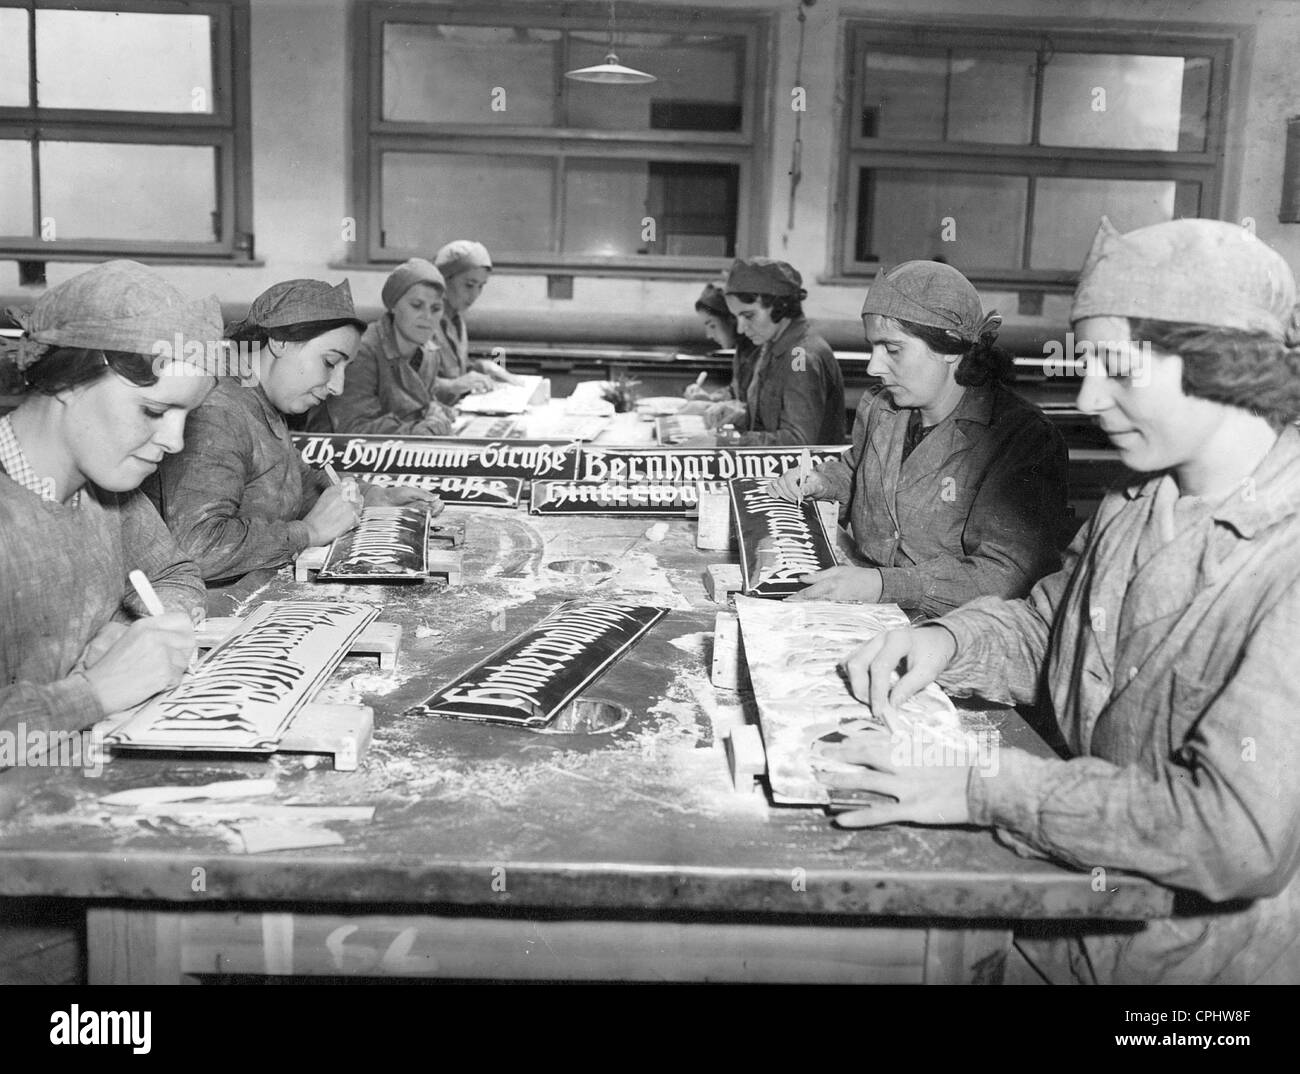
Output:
0 0 253 262
835 20 1233 287
351 1 770 273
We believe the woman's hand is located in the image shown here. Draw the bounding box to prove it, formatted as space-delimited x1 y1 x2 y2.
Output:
81 612 196 714
705 399 747 431
482 361 523 386
303 484 362 547
812 724 973 829
450 372 494 395
417 401 456 436
74 620 129 672
767 467 829 502
683 380 712 401
364 483 444 515
842 625 958 722
789 565 883 603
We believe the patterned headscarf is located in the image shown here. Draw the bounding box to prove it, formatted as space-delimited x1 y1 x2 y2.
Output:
1072 217 1300 344
861 260 1001 343
3 260 222 371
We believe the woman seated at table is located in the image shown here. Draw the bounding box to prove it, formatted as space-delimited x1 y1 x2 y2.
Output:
682 282 759 405
705 258 845 446
430 239 522 402
323 258 460 436
0 260 218 743
770 260 1069 618
150 278 441 602
832 218 1300 984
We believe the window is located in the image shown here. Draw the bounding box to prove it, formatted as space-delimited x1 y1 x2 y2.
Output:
352 3 767 270
837 23 1231 284
0 1 253 261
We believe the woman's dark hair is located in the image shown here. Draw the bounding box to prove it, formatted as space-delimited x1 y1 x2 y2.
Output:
694 298 739 337
225 317 363 349
727 290 807 323
22 347 159 395
895 319 1014 387
1128 318 1300 429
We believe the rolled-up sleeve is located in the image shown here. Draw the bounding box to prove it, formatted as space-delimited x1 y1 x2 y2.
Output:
965 577 1300 902
876 418 1070 617
157 406 312 581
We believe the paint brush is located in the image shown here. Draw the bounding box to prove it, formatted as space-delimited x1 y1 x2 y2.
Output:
131 569 200 672
693 371 707 388
128 569 167 617
325 463 362 509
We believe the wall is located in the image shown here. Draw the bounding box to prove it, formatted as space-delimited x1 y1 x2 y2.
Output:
3 0 1298 337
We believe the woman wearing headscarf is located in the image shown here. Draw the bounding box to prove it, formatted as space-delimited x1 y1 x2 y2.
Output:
770 260 1070 618
430 239 522 403
706 257 845 446
0 260 219 741
682 282 759 405
150 278 441 601
833 218 1300 984
324 258 460 435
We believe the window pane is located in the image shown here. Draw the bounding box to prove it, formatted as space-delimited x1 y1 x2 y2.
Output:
1029 177 1194 269
382 23 560 126
862 48 1034 144
563 159 648 256
381 152 555 253
567 32 744 132
561 159 739 257
1040 53 1198 151
39 142 217 241
856 168 1028 268
648 162 738 256
0 140 33 235
0 8 29 106
35 10 213 113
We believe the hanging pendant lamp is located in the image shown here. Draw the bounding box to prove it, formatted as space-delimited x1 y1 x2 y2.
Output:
565 2 656 84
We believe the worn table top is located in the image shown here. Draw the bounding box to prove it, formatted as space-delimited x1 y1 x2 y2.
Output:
0 510 1172 922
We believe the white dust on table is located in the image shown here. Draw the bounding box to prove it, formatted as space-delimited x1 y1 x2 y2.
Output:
285 637 766 822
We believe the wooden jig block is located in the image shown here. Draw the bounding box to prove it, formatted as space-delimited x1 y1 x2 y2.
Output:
710 610 750 691
278 702 374 772
725 723 767 791
696 486 733 551
704 563 743 604
428 519 466 548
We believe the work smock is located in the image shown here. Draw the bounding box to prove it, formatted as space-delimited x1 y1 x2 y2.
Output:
1 462 204 735
934 426 1300 983
148 378 330 585
817 382 1069 618
430 310 494 405
735 316 845 446
326 314 456 435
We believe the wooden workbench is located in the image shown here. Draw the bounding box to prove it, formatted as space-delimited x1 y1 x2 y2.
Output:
0 509 1171 984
